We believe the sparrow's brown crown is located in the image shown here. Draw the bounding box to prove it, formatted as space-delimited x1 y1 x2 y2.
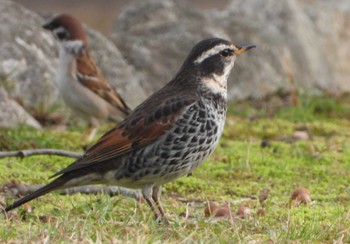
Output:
42 14 88 46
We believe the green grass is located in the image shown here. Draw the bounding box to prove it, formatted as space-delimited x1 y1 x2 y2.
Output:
1 95 350 243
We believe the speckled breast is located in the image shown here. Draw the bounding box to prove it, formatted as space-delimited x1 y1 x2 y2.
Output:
124 94 227 186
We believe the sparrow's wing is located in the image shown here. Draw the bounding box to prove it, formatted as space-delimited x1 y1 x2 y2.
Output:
52 95 196 177
75 53 132 116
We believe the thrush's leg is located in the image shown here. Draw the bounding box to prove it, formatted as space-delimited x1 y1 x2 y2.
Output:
142 185 159 219
152 185 166 217
152 185 169 225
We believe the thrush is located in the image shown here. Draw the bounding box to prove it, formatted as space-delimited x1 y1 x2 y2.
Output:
42 14 132 141
3 38 255 220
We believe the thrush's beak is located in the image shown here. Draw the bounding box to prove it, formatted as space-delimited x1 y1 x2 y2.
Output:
235 44 256 56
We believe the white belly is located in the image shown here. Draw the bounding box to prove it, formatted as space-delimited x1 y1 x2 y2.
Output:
57 49 114 125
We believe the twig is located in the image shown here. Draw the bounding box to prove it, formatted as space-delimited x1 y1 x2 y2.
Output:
1 182 142 201
61 185 142 200
0 149 83 159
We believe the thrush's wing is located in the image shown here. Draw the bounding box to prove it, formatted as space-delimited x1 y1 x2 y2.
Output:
4 94 196 213
52 93 196 177
75 52 132 116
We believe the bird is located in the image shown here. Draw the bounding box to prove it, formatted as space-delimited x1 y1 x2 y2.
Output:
42 14 132 141
3 38 255 220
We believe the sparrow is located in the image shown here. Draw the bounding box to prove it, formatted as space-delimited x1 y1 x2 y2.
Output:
3 38 255 220
42 14 132 141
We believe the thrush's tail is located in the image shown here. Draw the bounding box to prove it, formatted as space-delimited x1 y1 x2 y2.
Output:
2 176 67 213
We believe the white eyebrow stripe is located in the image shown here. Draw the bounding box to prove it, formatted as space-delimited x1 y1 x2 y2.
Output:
194 44 232 64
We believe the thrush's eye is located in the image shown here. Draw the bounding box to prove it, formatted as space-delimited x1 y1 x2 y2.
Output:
220 49 233 57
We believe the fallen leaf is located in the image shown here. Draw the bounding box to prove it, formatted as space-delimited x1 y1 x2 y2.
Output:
290 187 311 207
236 205 251 218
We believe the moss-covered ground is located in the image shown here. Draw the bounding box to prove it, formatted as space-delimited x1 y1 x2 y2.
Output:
1 95 350 243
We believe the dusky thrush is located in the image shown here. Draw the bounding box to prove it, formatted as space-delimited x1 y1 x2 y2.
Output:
3 38 255 220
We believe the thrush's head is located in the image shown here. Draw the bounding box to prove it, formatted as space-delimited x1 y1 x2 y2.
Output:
42 14 88 46
177 38 255 96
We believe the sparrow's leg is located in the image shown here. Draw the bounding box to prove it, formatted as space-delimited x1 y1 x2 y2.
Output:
80 127 92 142
87 127 97 142
81 118 99 143
152 185 166 217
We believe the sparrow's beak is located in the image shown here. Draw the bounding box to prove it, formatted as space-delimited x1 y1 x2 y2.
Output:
42 22 52 30
235 44 256 56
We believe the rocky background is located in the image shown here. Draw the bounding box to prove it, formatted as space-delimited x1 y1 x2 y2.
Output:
0 0 349 128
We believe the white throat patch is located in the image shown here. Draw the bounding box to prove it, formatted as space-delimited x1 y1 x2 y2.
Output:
61 40 84 55
202 76 227 98
201 58 236 98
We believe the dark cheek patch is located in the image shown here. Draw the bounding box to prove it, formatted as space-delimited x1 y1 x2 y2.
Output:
55 30 69 40
201 56 225 76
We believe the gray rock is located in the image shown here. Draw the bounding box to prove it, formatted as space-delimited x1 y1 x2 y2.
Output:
2 0 349 121
302 0 350 94
0 88 41 129
0 0 57 107
0 0 144 129
212 0 336 99
86 28 146 108
110 0 296 100
112 0 230 95
112 0 349 100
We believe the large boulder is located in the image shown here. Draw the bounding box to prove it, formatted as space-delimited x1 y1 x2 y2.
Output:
111 0 230 95
302 0 350 94
2 0 350 128
85 28 146 108
0 88 41 129
0 0 57 107
112 0 350 100
0 0 144 129
211 0 336 99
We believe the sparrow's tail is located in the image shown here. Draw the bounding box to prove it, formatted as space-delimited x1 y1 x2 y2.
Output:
2 176 67 213
118 99 133 117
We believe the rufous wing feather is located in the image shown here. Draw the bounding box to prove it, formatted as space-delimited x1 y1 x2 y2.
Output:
51 97 195 177
75 53 131 116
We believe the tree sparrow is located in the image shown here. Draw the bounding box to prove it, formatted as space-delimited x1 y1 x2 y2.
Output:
42 14 132 141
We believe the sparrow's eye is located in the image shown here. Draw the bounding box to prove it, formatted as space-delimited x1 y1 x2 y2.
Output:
220 49 233 57
53 27 69 41
56 31 68 40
